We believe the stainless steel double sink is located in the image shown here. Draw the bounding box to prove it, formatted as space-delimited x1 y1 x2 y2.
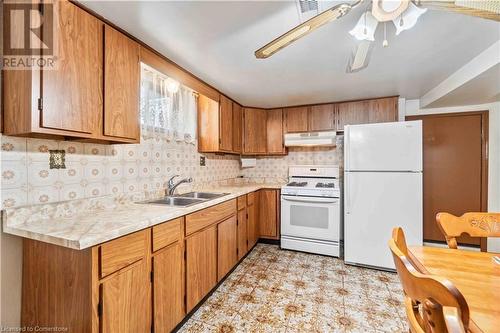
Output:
138 192 229 207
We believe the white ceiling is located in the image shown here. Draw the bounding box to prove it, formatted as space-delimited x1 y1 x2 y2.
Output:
82 1 500 108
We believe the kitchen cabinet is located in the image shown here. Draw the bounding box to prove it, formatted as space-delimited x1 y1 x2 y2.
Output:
258 189 280 240
309 104 336 131
103 25 141 142
337 100 370 130
243 108 267 155
198 94 238 154
217 216 238 280
266 109 286 155
284 106 309 133
236 196 248 260
368 97 398 123
232 103 243 153
247 192 259 249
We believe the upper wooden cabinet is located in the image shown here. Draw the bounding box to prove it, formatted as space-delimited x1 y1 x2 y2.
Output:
309 104 336 131
198 94 240 154
103 25 141 141
243 108 267 155
2 2 140 143
337 97 398 130
232 103 243 154
337 100 369 130
266 109 286 155
367 97 398 123
284 106 309 133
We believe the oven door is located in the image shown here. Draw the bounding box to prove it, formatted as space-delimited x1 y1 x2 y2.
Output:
281 195 339 242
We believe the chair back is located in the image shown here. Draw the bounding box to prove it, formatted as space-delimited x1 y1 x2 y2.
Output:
436 212 500 249
389 227 470 333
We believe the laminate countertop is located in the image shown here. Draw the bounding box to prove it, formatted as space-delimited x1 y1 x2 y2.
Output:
2 183 282 250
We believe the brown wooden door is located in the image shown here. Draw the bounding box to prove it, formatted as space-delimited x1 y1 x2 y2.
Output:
104 25 140 141
267 109 285 154
407 112 488 246
284 107 309 133
247 195 258 250
217 216 238 281
337 101 369 130
219 95 233 151
259 190 278 239
368 97 398 123
237 204 248 260
41 1 102 135
309 104 336 131
153 243 184 333
232 103 242 153
101 260 151 333
186 226 217 311
243 108 267 154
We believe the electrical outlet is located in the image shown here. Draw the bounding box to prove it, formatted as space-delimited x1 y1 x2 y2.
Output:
200 156 206 166
49 150 66 169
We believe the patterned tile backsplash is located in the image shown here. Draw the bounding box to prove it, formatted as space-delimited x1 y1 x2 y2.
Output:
0 134 342 209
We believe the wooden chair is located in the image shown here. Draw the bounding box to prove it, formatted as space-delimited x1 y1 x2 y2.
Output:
389 227 470 333
436 212 500 249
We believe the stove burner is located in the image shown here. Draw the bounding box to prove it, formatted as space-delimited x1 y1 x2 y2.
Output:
316 182 335 188
287 181 308 187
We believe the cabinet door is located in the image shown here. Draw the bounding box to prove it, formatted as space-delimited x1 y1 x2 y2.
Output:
101 260 151 333
309 104 335 131
259 190 278 239
41 1 101 135
368 97 398 123
237 206 248 260
284 107 308 133
337 101 369 130
186 226 217 312
232 103 242 153
219 95 233 151
243 108 267 154
217 216 238 281
153 243 184 333
104 25 140 141
198 95 220 152
247 198 258 250
267 109 285 155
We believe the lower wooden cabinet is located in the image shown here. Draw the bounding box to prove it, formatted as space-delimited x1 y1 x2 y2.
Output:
186 225 218 312
237 196 248 260
101 260 151 333
258 189 280 240
217 216 238 281
247 192 258 250
153 242 185 333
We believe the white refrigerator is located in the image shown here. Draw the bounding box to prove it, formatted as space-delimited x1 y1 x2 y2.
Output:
344 121 423 270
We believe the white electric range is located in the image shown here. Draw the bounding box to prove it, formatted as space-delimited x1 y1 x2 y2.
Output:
281 165 342 257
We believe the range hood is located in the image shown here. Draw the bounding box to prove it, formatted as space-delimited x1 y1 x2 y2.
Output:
284 131 337 147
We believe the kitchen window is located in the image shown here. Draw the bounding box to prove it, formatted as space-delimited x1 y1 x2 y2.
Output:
140 63 198 143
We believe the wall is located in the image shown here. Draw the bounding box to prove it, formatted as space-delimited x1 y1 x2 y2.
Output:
404 100 500 252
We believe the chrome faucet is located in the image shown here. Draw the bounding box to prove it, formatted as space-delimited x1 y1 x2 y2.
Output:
166 175 193 196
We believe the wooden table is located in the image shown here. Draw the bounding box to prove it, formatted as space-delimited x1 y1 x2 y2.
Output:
409 246 500 333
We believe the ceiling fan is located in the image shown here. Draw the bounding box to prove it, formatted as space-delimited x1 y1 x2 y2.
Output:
255 0 500 71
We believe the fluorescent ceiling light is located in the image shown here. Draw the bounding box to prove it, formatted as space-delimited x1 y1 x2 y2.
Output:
393 2 427 35
349 11 379 41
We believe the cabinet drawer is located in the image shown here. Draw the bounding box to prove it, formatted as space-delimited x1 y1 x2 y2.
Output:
247 192 256 206
100 230 148 278
186 200 236 236
152 217 183 252
237 196 246 210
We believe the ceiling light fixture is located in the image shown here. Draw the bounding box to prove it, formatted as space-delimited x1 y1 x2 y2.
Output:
393 2 427 35
349 11 379 41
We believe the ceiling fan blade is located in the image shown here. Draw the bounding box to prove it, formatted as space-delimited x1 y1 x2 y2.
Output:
346 40 373 73
255 2 359 59
418 0 500 21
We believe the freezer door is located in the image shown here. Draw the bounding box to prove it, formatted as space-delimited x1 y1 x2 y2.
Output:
344 171 422 270
345 121 422 172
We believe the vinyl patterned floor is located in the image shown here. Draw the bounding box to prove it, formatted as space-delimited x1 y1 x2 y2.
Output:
178 244 408 333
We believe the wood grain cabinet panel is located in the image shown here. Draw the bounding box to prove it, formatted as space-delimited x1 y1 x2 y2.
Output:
284 107 309 133
152 218 182 252
247 193 258 250
243 108 267 155
237 204 248 260
258 190 279 239
217 216 238 281
337 101 369 130
309 104 336 131
101 260 151 333
153 242 184 333
267 109 286 155
185 199 236 235
232 103 243 153
104 25 140 141
219 95 233 151
198 94 220 152
368 97 398 123
186 226 217 312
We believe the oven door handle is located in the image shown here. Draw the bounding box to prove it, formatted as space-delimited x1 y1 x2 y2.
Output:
281 195 338 204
